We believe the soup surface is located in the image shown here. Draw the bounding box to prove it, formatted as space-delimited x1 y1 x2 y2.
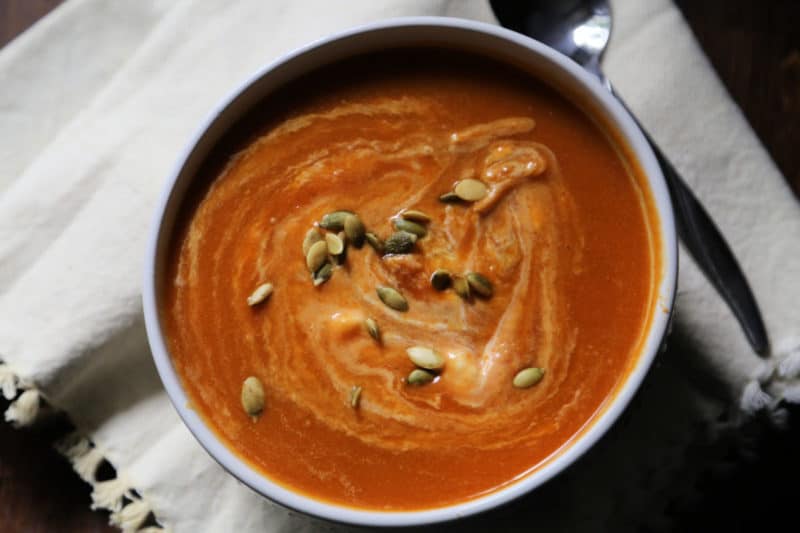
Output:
163 49 659 510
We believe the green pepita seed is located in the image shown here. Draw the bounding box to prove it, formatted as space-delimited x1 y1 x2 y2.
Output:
401 210 431 223
335 231 348 263
407 368 435 385
313 262 333 286
246 283 273 306
406 346 445 370
302 228 323 255
365 318 381 342
454 179 488 201
325 232 345 255
320 210 354 231
377 286 409 311
306 240 329 272
393 218 427 238
453 276 471 300
241 376 265 417
344 214 366 248
365 232 385 254
349 385 362 409
466 272 493 298
439 192 462 203
430 270 452 291
513 367 545 389
384 231 417 254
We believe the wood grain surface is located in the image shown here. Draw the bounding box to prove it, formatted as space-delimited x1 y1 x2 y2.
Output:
675 0 800 197
0 1 798 531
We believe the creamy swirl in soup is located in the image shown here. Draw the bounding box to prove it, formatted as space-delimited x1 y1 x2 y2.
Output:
163 50 660 510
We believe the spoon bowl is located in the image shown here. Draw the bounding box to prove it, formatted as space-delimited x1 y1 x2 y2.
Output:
491 0 769 355
492 0 611 77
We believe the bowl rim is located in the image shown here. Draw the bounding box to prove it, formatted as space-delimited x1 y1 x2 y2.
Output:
142 16 678 528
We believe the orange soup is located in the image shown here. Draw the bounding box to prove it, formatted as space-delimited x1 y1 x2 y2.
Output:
162 49 660 510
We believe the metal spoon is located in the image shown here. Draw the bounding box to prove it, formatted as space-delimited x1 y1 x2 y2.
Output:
491 0 769 355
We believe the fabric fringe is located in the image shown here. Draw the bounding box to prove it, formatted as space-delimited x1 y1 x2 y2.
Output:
4 388 40 427
777 345 800 380
739 343 800 428
54 431 168 531
1 362 39 427
740 380 773 414
0 359 167 532
110 498 151 532
91 474 133 512
0 363 21 399
74 445 106 482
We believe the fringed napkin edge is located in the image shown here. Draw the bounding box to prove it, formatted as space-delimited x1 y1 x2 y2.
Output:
0 360 170 533
2 341 799 531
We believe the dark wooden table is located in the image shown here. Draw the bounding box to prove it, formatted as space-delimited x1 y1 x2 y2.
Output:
1 1 798 531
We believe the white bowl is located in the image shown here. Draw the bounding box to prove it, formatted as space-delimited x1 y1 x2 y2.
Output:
143 16 677 528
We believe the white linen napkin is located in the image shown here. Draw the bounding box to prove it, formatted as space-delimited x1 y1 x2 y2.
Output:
1 0 798 531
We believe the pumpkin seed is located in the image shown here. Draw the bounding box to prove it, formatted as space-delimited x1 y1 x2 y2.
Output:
246 283 273 306
384 231 417 254
325 232 345 255
430 270 452 291
335 231 349 263
312 262 333 286
365 232 385 254
241 376 265 417
453 276 471 300
466 272 493 298
407 368 435 385
439 192 461 203
513 367 545 389
401 210 431 223
302 228 323 255
305 240 328 272
377 286 409 311
393 218 427 238
406 346 445 370
349 385 362 409
320 210 354 231
454 179 488 201
344 214 366 248
365 318 381 342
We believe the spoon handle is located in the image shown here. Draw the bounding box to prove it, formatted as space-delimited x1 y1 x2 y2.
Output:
612 90 769 355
